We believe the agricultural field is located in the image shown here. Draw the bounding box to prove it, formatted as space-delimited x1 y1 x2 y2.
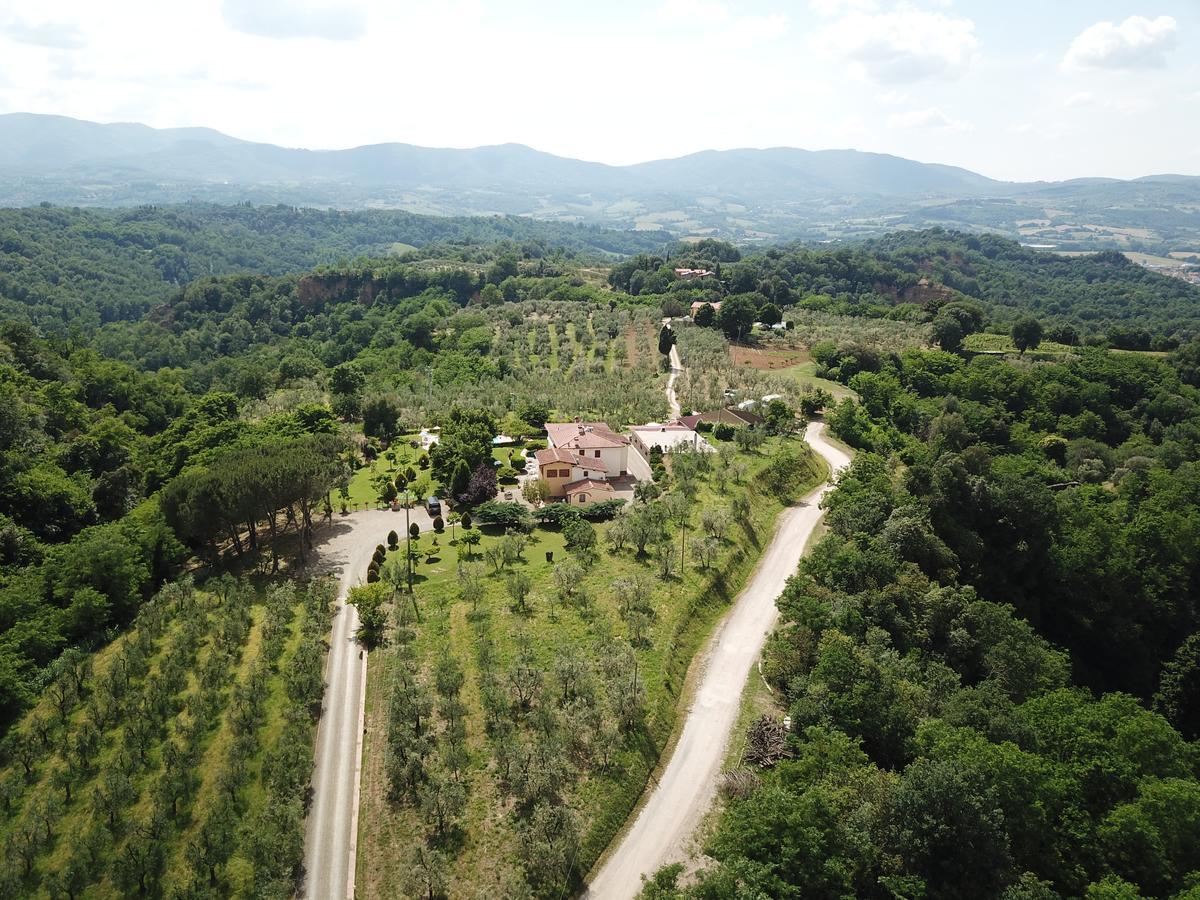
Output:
353 432 825 898
0 577 334 898
962 331 1078 357
361 300 669 434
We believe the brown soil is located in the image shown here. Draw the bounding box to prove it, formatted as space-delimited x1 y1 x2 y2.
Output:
729 346 810 370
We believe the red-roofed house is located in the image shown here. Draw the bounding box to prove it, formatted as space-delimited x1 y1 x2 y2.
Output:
544 421 630 476
534 447 611 499
563 478 615 506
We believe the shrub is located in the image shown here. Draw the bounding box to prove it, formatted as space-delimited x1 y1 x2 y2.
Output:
696 420 714 433
713 422 736 441
497 465 520 482
524 440 547 452
387 530 399 549
433 515 445 533
534 504 582 528
580 499 626 521
409 523 420 540
472 501 534 531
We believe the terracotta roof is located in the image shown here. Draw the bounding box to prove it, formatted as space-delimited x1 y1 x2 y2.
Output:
563 478 615 495
678 414 702 430
535 448 610 472
545 422 629 449
535 448 576 466
690 300 722 312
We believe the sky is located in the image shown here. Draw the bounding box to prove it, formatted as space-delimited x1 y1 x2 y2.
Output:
0 0 1197 182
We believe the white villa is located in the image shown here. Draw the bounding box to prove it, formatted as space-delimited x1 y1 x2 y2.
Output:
544 421 630 476
629 419 714 456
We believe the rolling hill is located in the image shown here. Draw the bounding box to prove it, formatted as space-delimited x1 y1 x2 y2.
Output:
1 113 1198 250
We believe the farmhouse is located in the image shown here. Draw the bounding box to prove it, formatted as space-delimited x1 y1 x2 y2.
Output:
534 447 612 499
675 268 715 279
630 419 714 455
545 421 630 476
690 300 722 316
563 478 615 506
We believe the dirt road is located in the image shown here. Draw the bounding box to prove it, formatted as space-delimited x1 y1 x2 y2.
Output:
303 508 409 899
585 421 851 899
666 344 682 418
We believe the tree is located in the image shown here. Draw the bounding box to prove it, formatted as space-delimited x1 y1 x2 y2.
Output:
459 563 485 614
459 530 481 560
457 463 497 509
759 302 782 326
717 295 758 341
694 303 716 327
348 582 389 648
563 518 597 555
361 395 403 441
522 477 550 506
505 571 533 614
658 324 676 357
933 311 964 352
330 362 365 397
1155 632 1200 740
1011 317 1043 354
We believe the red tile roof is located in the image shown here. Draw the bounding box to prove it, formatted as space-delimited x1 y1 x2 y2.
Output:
563 478 615 495
535 448 609 473
545 422 629 449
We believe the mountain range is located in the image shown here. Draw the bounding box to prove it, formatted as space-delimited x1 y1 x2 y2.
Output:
2 112 1198 251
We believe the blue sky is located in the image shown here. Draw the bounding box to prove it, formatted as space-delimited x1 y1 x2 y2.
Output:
0 0 1196 181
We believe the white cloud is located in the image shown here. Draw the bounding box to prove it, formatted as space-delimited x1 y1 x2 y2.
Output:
1063 15 1178 71
817 8 978 82
657 0 785 46
876 89 911 105
1009 122 1033 134
888 106 971 132
808 0 878 16
220 0 366 41
1065 91 1094 108
1 19 84 49
657 0 730 27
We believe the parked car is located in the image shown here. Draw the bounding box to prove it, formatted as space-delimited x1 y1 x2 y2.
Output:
426 496 442 516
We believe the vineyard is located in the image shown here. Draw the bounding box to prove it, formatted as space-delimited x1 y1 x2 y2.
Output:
0 577 334 899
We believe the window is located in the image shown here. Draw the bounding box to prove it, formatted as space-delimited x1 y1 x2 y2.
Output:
594 450 601 458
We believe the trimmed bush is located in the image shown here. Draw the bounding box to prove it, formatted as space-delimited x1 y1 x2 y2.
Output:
580 499 626 521
387 530 399 549
433 515 445 533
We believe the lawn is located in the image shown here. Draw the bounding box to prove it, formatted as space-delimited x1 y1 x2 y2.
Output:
962 332 1077 357
774 360 858 401
355 435 826 898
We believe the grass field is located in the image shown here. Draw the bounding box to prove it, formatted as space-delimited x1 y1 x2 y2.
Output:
355 434 826 898
962 332 1078 357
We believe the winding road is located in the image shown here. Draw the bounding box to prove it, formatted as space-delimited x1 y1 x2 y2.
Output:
585 420 851 899
301 334 847 899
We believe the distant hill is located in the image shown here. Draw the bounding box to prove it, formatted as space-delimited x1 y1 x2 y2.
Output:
1 113 1198 250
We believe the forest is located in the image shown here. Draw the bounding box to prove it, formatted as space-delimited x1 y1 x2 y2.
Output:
649 344 1200 899
0 203 668 333
0 205 1198 897
611 230 1200 348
